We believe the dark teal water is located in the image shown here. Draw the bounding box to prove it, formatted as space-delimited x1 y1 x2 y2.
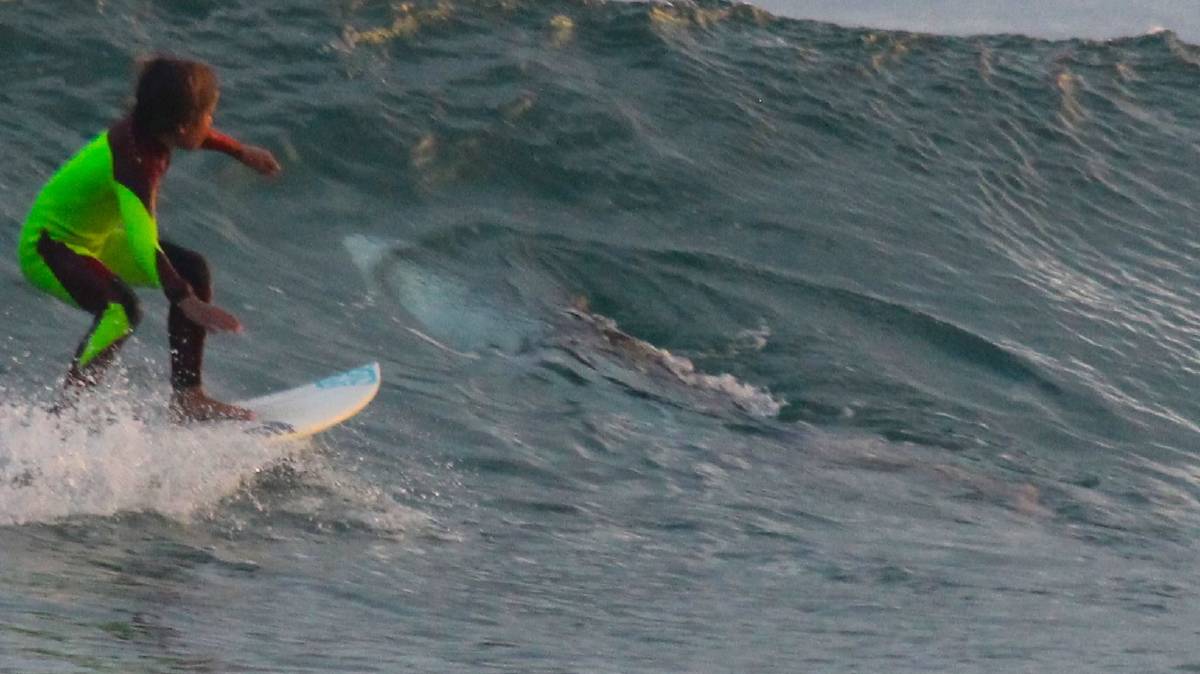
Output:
4 1 1200 670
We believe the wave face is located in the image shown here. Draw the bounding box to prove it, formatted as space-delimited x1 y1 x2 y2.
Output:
751 0 1199 42
5 1 1200 670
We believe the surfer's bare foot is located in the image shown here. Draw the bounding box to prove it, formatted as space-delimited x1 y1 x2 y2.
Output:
170 387 255 422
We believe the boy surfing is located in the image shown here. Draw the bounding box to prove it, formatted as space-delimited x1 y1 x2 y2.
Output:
18 56 280 421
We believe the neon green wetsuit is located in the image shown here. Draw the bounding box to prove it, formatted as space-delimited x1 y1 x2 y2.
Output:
20 116 242 380
21 134 170 295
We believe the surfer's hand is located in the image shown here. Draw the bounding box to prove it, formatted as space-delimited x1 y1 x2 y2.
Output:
240 145 281 176
178 296 243 334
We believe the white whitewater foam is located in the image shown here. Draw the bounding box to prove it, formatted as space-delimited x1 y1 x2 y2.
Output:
565 307 785 418
657 350 783 418
0 395 300 527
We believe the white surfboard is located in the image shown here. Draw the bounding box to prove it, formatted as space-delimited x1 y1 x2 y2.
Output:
237 362 381 440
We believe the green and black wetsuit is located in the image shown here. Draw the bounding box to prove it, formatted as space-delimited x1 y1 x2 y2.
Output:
18 117 244 387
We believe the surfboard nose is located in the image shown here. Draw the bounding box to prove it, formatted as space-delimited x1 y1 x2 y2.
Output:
236 362 381 441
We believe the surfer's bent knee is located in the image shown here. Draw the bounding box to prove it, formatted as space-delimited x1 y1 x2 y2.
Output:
162 243 211 300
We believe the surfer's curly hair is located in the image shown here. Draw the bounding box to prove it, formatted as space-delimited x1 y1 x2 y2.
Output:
131 56 219 137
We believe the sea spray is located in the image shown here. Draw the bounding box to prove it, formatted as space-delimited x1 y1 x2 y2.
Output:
0 394 301 526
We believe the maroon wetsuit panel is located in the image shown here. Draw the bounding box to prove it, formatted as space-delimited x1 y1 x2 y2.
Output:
36 230 141 322
36 230 142 379
107 117 193 304
106 120 246 304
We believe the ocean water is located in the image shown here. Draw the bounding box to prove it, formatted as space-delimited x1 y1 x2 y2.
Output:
3 0 1200 671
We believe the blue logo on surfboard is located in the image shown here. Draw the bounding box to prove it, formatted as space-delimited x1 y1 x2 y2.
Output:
315 364 379 389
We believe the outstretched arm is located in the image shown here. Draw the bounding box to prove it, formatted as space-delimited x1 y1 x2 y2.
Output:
202 129 281 175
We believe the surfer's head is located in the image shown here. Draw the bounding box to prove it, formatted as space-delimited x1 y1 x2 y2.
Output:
132 56 219 149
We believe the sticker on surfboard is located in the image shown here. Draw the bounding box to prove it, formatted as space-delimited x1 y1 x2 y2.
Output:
237 362 380 440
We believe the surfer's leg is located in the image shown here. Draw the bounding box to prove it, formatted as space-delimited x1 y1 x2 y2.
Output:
32 231 142 387
160 242 209 390
160 241 252 421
